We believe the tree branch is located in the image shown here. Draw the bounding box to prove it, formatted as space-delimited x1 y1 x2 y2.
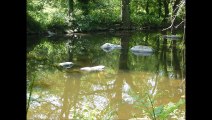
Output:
162 0 185 31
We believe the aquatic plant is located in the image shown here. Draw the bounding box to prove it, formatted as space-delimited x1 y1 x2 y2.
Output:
133 92 185 120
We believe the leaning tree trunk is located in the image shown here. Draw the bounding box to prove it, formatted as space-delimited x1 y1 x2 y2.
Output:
121 0 131 29
171 0 181 31
173 0 181 15
162 0 185 31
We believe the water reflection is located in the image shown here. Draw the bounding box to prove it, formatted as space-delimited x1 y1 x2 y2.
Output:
60 72 82 119
161 38 168 77
27 30 185 119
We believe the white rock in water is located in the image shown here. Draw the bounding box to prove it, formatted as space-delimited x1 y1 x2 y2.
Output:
101 43 121 52
59 62 74 69
130 45 153 53
101 43 121 49
80 65 105 72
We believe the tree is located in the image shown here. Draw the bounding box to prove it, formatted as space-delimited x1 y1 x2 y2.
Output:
157 0 162 18
162 0 170 23
78 0 89 15
68 0 74 28
162 0 185 32
146 0 150 14
173 0 181 15
121 0 131 29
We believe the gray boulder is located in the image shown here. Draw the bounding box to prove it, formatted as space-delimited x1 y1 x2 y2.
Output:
101 43 121 52
130 45 153 56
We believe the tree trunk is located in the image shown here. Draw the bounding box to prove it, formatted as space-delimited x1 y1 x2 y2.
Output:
171 0 181 29
121 0 131 29
146 0 149 14
163 0 169 23
158 0 162 17
68 0 73 17
119 33 130 70
67 0 74 28
161 38 168 77
173 0 181 15
78 0 89 15
172 40 181 79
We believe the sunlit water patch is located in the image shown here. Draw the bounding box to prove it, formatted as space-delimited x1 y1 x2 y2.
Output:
27 31 185 119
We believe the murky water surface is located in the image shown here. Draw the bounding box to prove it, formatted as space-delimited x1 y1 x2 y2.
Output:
27 31 185 119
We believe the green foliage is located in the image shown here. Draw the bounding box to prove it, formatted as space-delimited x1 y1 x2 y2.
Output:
27 13 43 33
28 40 68 63
72 0 120 31
46 12 68 31
130 0 164 28
133 91 185 120
27 0 68 33
158 99 185 119
27 0 185 32
131 14 164 27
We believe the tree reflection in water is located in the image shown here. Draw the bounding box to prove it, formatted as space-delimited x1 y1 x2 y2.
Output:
27 30 185 119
